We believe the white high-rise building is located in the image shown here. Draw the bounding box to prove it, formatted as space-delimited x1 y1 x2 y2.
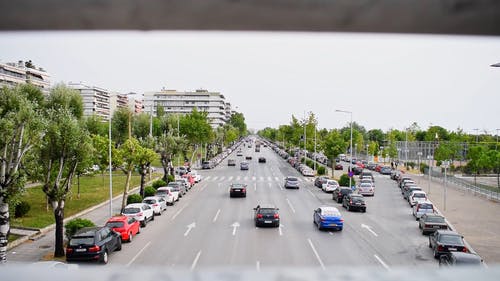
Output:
0 60 51 92
69 82 111 121
144 88 231 128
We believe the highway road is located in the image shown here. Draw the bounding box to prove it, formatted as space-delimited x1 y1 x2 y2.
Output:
105 143 438 270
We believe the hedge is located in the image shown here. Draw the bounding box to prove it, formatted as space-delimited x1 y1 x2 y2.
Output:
65 218 95 240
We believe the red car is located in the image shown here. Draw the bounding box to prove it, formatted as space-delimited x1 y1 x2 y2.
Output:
335 163 343 170
182 174 195 187
105 215 140 243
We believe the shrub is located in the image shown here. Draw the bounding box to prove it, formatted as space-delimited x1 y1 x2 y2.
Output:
339 174 356 187
420 163 428 174
65 218 95 240
166 174 175 183
14 201 31 218
127 194 143 204
152 179 167 189
306 159 313 168
301 157 305 163
144 186 156 197
317 166 326 175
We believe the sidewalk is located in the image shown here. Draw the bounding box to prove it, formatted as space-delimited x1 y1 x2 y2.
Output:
412 174 500 264
6 180 152 263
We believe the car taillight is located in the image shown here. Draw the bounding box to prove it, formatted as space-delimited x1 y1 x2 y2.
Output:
66 248 73 254
424 224 430 228
153 203 159 207
137 212 143 217
462 247 468 253
349 200 353 204
274 213 279 219
340 219 344 222
243 188 246 192
89 245 100 253
437 245 444 251
257 214 263 219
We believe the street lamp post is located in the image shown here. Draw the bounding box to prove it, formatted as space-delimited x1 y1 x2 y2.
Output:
442 160 450 211
314 125 317 171
427 155 432 194
417 152 422 173
366 144 369 161
336 109 353 188
380 146 384 163
108 108 113 217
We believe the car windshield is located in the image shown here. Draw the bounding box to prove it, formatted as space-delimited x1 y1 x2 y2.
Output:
440 235 464 245
123 207 140 214
351 196 364 202
322 210 340 217
143 199 156 204
69 236 94 246
259 209 276 214
419 203 433 209
426 216 446 223
287 177 298 181
106 222 124 228
413 193 426 198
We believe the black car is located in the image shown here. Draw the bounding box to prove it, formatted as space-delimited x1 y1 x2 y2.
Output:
229 183 247 197
201 161 212 169
342 193 366 212
258 157 266 163
66 226 122 264
228 159 236 166
245 155 252 160
439 252 483 267
332 187 353 203
314 176 329 188
254 204 280 227
429 230 468 258
352 166 363 175
419 213 448 235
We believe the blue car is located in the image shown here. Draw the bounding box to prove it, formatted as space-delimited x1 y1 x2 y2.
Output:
313 206 344 231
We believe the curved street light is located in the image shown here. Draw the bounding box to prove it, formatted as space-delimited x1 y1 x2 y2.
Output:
335 109 353 188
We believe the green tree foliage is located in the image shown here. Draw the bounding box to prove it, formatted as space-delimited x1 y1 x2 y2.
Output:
127 194 143 204
84 114 108 136
180 108 213 145
65 218 95 240
434 142 463 162
14 201 31 218
0 84 45 263
135 143 157 198
112 107 133 145
339 174 355 187
229 112 247 137
133 113 151 140
144 186 156 197
323 130 346 161
39 84 92 257
115 138 142 211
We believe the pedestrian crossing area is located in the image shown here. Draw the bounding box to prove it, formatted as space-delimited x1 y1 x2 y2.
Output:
203 175 314 183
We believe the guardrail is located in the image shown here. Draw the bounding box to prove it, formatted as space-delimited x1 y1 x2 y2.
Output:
435 174 500 202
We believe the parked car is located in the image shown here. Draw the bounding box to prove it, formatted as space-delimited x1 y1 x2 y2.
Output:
105 216 140 242
429 230 468 258
177 166 188 175
156 186 178 205
236 150 243 156
352 166 363 175
322 179 339 193
229 183 247 197
313 206 344 231
188 170 202 182
357 182 375 196
413 200 435 220
240 161 249 170
258 157 266 163
168 181 186 197
335 163 343 170
314 176 330 188
302 167 315 177
403 186 423 200
409 190 427 206
419 213 448 235
176 178 191 191
202 161 212 169
439 252 483 266
360 171 375 181
254 204 280 227
245 155 252 160
342 194 366 212
228 159 236 166
66 226 122 264
122 203 154 227
142 196 167 215
284 176 300 189
182 173 195 187
332 187 353 203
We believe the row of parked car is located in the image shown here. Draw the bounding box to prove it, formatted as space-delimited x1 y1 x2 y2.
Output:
65 170 204 265
391 172 484 266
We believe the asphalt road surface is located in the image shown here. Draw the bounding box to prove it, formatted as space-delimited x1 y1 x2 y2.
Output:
107 144 437 270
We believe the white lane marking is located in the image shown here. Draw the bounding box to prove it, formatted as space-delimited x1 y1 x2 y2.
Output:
228 176 233 181
191 250 202 271
127 241 151 267
236 176 241 180
213 176 218 181
268 176 272 181
286 198 296 213
279 224 284 236
254 183 257 191
297 178 303 182
252 176 256 181
279 184 284 191
213 209 221 223
205 176 211 181
259 176 264 181
307 189 315 198
220 176 225 181
172 205 186 220
268 182 272 189
232 222 240 236
275 177 279 181
374 254 390 270
256 261 261 272
200 183 206 191
184 222 196 236
328 232 334 236
307 238 326 270
361 224 379 237
244 176 249 180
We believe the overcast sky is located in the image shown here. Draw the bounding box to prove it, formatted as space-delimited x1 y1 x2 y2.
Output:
1 31 499 134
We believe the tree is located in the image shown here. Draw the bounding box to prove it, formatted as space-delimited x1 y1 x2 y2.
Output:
39 85 91 257
323 130 346 162
466 146 488 186
487 150 500 189
229 112 247 137
112 107 133 145
115 138 141 212
179 108 213 145
156 133 187 180
0 84 45 263
135 143 157 197
84 114 108 136
133 113 151 140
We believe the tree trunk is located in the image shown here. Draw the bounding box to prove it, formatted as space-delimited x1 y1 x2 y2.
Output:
161 153 169 182
120 170 132 212
139 168 146 198
53 201 65 257
497 171 499 189
0 198 9 263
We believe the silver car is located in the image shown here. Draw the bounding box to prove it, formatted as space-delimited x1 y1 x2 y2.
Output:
142 196 167 215
284 176 300 189
413 200 435 220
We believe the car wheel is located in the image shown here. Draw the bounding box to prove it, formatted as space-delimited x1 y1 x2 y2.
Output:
362 208 366 213
128 232 133 242
347 205 350 211
338 227 343 231
419 224 422 229
151 214 155 221
428 240 432 248
116 239 122 251
141 220 146 227
433 249 439 259
101 250 109 264
317 222 322 231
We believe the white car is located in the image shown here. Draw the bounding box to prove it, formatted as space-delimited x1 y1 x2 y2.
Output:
322 179 339 193
408 190 427 207
413 200 435 220
122 203 154 227
156 186 178 205
357 182 375 196
301 168 315 177
189 170 202 182
143 196 167 215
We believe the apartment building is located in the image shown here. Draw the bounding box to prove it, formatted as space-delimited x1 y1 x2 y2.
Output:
144 88 231 128
69 82 111 121
0 60 51 92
